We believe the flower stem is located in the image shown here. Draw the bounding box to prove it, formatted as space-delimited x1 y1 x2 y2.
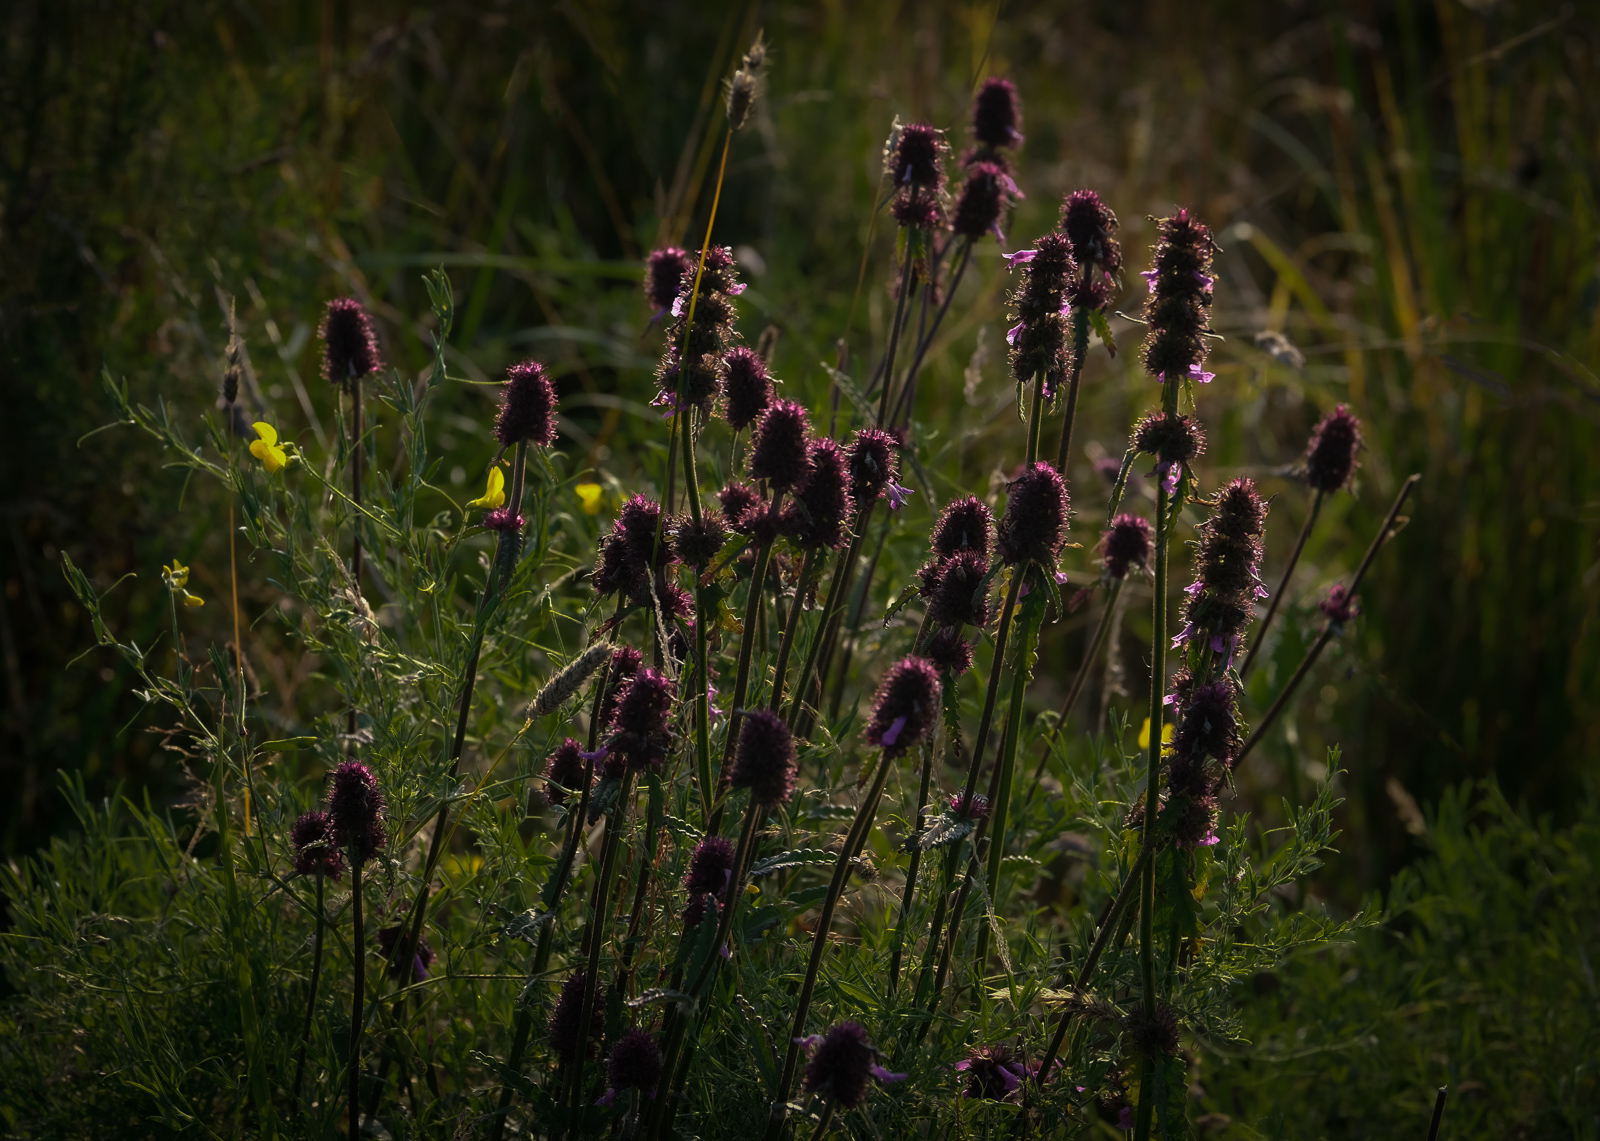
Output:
1052 307 1092 474
886 735 937 996
293 870 327 1101
348 858 365 1141
1026 576 1125 804
890 238 973 429
770 547 821 712
1239 488 1324 678
805 1102 837 1141
786 507 871 728
874 241 917 425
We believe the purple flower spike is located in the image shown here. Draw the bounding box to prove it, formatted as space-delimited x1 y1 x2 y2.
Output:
925 550 992 629
607 1027 664 1096
932 496 994 558
729 710 798 808
865 657 941 756
319 297 383 387
290 810 345 880
682 835 736 927
645 247 694 315
494 359 559 448
971 77 1024 151
1319 583 1360 626
925 627 974 676
605 667 675 772
721 346 774 432
952 161 1010 240
1102 514 1153 579
749 400 812 492
544 738 590 807
548 971 605 1064
783 438 854 550
326 760 386 865
801 1021 898 1109
1303 404 1364 493
1060 188 1123 294
1141 208 1217 385
846 427 900 506
996 462 1070 567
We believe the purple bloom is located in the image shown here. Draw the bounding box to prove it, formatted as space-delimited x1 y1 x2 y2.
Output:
951 161 1010 240
548 971 604 1064
1007 231 1077 394
1060 188 1123 308
483 508 525 533
924 550 992 629
544 738 589 807
865 657 941 756
1102 514 1153 579
729 710 798 808
645 247 694 315
886 480 914 510
326 761 386 865
720 346 774 431
319 297 383 387
970 77 1024 151
717 481 763 534
1304 404 1363 493
597 646 643 729
800 1021 904 1109
845 427 900 506
494 359 558 448
996 462 1070 567
956 1044 1029 1101
1141 208 1217 385
782 438 854 550
932 496 994 558
1177 479 1269 670
749 401 812 492
673 513 729 571
290 810 344 880
1319 583 1360 626
682 835 736 927
605 667 675 772
950 791 990 820
889 123 946 190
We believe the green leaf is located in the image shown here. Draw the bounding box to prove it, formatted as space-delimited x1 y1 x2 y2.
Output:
749 848 837 877
257 736 318 752
1088 306 1119 358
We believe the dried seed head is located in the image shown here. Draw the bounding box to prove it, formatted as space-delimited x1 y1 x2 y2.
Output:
865 657 941 756
1102 514 1153 579
290 810 345 880
783 438 854 550
1124 1001 1181 1057
996 462 1070 567
749 400 812 492
729 710 798 808
319 297 383 388
494 359 559 448
544 738 589 807
326 761 386 865
1303 404 1363 492
725 32 767 132
720 346 774 431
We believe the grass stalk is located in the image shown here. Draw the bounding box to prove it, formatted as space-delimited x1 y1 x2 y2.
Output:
293 870 327 1100
1025 576 1125 803
1052 306 1092 474
1239 488 1324 678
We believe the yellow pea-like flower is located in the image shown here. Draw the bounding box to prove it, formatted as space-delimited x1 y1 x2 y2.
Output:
249 422 288 473
1137 717 1175 752
467 466 506 510
183 593 205 607
575 482 603 515
162 560 190 590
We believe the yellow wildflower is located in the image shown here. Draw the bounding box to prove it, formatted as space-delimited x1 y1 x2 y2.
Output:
467 466 506 510
575 482 604 515
249 422 288 473
162 560 205 607
1137 717 1175 752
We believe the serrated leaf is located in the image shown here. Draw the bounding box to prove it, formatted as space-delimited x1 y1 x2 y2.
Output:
1106 447 1137 529
782 884 831 913
749 848 837 878
882 581 919 628
505 909 554 944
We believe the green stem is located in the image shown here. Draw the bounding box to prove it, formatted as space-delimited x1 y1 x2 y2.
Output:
805 1102 837 1141
348 858 365 1141
786 511 868 728
874 240 917 425
886 736 937 996
1240 489 1323 678
293 871 327 1100
1024 373 1046 467
1026 577 1125 804
890 238 973 429
1052 307 1092 474
770 547 821 712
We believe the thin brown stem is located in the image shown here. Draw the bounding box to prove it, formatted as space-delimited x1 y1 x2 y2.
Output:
1026 577 1125 803
293 871 326 1100
1240 489 1324 678
348 859 365 1141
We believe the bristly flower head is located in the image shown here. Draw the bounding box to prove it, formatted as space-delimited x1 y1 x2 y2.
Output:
1173 478 1268 667
1303 404 1363 493
783 438 854 550
606 1028 664 1099
720 345 774 431
923 549 992 629
865 657 941 756
645 247 693 316
1102 514 1153 579
956 1044 1029 1101
729 710 798 808
682 835 736 926
326 760 386 865
749 400 812 492
494 360 558 449
949 790 990 820
718 481 763 534
548 971 604 1064
932 496 994 558
996 462 1070 567
1060 188 1122 309
544 738 589 807
925 626 974 676
800 1021 905 1109
1319 582 1360 626
886 121 950 231
375 924 435 983
290 810 345 880
1125 1001 1181 1058
1168 671 1243 782
846 428 900 506
605 667 675 772
655 246 744 418
971 77 1024 152
951 161 1012 240
1007 231 1077 395
1141 208 1217 385
483 508 525 533
673 513 729 570
598 646 643 728
1133 411 1206 492
319 297 382 388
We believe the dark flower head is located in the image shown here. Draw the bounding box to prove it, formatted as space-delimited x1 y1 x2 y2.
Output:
749 400 812 492
655 246 744 416
1125 1001 1181 1058
720 346 774 431
494 359 559 448
319 297 383 387
645 247 694 314
801 1021 904 1109
591 534 631 598
949 790 990 820
996 462 1070 567
1132 411 1206 486
1175 479 1268 665
783 438 854 549
925 550 992 629
951 162 1009 239
1060 189 1123 279
956 1044 1028 1101
971 77 1024 150
607 667 675 772
1141 207 1217 384
717 481 763 535
548 971 604 1064
682 835 736 926
729 710 798 808
865 656 941 756
889 122 947 190
1319 583 1360 626
483 508 525 533
1102 514 1153 578
846 428 900 506
1007 231 1078 393
1169 672 1242 777
607 1028 664 1095
1303 404 1363 493
327 761 386 865
924 627 974 676
544 738 589 807
290 810 345 880
598 646 643 728
673 513 729 570
616 495 672 576
1169 792 1220 850
375 924 435 983
932 496 994 558
891 192 944 231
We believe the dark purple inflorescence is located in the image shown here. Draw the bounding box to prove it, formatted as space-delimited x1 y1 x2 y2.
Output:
319 297 383 388
887 122 949 231
1319 583 1360 626
729 710 798 808
864 657 941 756
846 428 900 507
645 247 694 316
1141 208 1217 386
375 924 435 983
922 549 992 629
720 345 775 432
326 761 386 865
996 462 1070 567
604 668 675 773
1060 189 1122 310
544 738 589 807
494 359 558 448
483 508 525 533
951 161 1011 240
932 496 994 558
547 971 605 1064
654 245 745 418
749 400 812 492
717 481 763 535
290 810 345 880
1303 404 1363 493
970 77 1024 154
590 495 675 610
1173 477 1268 668
1102 514 1153 579
783 438 854 550
801 1021 904 1109
607 1028 664 1097
597 646 643 729
1125 1001 1181 1058
682 835 736 927
949 790 990 820
1168 672 1244 789
1133 411 1207 493
672 512 729 571
956 1044 1030 1101
1007 231 1078 396
924 627 975 676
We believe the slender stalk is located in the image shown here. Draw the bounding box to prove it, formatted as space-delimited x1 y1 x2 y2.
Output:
805 1102 837 1141
1024 373 1046 467
874 241 917 425
825 515 892 722
1051 307 1092 474
348 859 365 1141
1236 474 1419 766
890 238 973 428
786 507 870 727
1026 577 1125 803
293 871 327 1100
350 374 364 587
886 737 937 995
1427 1087 1450 1141
770 547 821 711
763 753 897 1140
1239 489 1324 678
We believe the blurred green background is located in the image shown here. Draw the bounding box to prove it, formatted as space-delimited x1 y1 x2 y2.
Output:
5 0 1594 880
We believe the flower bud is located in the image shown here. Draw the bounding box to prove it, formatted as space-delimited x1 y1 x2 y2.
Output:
932 496 994 558
749 400 812 492
1303 404 1363 493
720 345 774 431
970 78 1024 151
645 247 693 314
1102 514 1153 579
783 438 854 549
326 760 386 865
290 810 345 880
